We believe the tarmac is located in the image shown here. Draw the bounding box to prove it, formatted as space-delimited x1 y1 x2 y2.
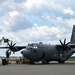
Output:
0 61 75 75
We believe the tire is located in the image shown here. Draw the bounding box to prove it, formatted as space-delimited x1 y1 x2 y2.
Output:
46 61 49 64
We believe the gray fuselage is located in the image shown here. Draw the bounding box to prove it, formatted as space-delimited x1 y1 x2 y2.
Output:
21 43 60 62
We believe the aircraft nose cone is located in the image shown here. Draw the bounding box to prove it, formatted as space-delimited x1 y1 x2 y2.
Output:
21 51 24 54
21 49 30 59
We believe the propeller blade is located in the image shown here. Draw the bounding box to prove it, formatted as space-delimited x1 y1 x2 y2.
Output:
7 42 10 46
65 42 70 46
11 41 13 46
59 39 63 46
64 38 66 45
13 43 16 47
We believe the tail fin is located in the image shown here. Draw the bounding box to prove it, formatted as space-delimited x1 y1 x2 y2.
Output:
70 25 75 44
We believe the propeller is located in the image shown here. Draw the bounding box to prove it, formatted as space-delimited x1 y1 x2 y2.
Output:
59 38 70 53
7 41 16 53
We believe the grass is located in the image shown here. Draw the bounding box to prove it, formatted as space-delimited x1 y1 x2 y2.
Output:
5 57 75 62
67 57 75 61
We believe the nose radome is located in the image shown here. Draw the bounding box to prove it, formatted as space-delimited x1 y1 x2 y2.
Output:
21 51 24 54
21 50 30 59
21 49 34 60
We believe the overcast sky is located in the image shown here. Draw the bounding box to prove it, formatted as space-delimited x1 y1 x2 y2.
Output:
0 0 75 56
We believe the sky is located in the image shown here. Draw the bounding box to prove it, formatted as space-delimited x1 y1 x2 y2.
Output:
0 0 75 56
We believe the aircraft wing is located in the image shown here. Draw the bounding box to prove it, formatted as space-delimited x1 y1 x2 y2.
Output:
0 46 26 52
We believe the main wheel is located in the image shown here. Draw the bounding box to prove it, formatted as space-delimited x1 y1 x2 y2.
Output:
46 61 49 64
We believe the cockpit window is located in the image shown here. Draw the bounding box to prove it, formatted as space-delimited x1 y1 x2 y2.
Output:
32 45 38 49
27 44 38 49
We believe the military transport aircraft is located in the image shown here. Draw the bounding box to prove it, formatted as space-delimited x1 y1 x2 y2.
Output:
0 25 75 64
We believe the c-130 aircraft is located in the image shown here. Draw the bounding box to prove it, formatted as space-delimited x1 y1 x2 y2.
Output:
0 25 75 64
